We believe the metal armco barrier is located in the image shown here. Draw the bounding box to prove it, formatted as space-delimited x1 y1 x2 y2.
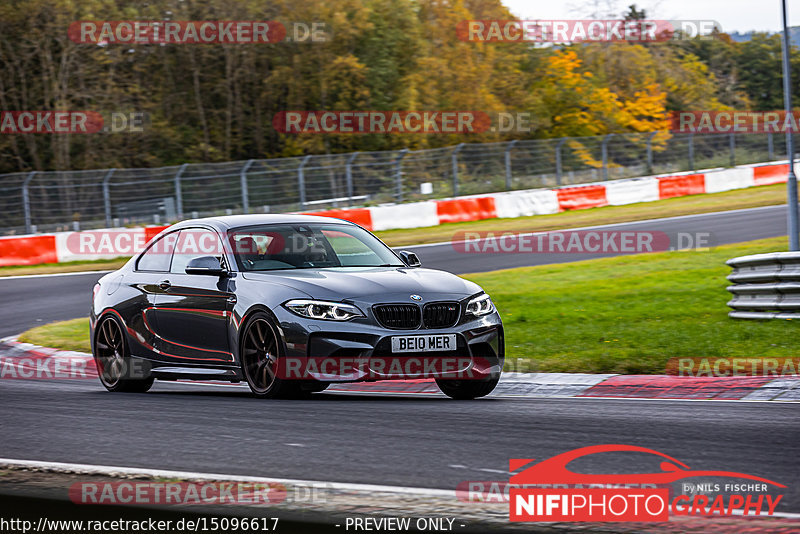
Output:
726 252 800 319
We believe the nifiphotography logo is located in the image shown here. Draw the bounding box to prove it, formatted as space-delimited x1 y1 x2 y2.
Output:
508 445 785 522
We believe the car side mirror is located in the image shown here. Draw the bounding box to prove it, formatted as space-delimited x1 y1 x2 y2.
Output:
185 256 228 276
398 250 421 267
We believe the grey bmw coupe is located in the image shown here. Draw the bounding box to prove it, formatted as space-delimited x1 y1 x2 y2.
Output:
90 215 504 399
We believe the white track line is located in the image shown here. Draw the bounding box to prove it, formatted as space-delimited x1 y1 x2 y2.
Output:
0 270 112 281
155 381 797 402
0 458 452 497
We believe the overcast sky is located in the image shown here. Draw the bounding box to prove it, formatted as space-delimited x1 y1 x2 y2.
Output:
501 0 800 34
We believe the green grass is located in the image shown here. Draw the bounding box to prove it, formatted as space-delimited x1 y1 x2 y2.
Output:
18 318 90 353
464 236 797 374
17 236 798 374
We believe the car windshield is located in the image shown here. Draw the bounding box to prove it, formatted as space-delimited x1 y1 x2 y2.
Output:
228 223 405 271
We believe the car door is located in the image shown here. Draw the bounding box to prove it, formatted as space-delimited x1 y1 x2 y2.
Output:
151 227 235 365
127 230 180 360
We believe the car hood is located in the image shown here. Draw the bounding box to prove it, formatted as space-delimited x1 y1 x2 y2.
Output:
240 267 482 301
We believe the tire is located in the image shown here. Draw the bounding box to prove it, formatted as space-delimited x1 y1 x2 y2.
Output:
435 375 499 400
239 312 302 399
93 315 154 393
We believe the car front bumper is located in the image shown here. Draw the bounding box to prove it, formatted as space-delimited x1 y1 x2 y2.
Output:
273 307 504 383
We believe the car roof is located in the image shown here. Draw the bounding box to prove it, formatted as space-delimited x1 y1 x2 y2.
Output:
172 214 357 232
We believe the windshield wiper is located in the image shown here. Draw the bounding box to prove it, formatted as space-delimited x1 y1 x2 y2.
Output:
337 264 404 267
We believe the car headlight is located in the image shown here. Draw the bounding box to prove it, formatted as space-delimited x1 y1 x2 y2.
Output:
466 294 494 316
284 299 364 321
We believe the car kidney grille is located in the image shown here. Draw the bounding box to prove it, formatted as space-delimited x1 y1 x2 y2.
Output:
423 302 460 328
373 304 421 329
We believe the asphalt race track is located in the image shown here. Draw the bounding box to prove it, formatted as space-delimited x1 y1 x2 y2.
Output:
413 204 789 273
1 379 798 512
0 205 789 338
1 204 798 515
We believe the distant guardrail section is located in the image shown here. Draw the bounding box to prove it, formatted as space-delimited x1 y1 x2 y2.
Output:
727 252 800 320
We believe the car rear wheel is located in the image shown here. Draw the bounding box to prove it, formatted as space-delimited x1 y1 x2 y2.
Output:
94 315 154 393
240 312 302 399
435 375 499 400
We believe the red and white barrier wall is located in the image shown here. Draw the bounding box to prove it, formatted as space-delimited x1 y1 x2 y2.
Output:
336 161 790 231
0 161 791 267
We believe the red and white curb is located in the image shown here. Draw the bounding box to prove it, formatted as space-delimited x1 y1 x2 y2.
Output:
0 160 790 267
2 337 798 401
0 337 96 380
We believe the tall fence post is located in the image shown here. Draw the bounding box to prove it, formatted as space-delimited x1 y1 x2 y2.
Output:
174 163 187 219
768 132 775 161
729 133 736 167
782 0 799 250
555 138 566 185
646 132 657 175
240 159 254 214
22 171 37 234
102 168 116 228
298 155 311 209
452 143 465 197
346 152 359 206
394 149 409 202
504 140 517 190
601 134 614 182
688 133 695 171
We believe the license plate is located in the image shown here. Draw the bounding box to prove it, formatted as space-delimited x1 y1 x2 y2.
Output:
391 334 456 353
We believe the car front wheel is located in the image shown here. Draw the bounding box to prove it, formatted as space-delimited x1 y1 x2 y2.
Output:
240 312 303 399
435 375 499 400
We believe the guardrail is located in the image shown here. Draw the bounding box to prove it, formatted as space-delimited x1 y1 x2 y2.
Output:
726 252 800 319
2 130 793 236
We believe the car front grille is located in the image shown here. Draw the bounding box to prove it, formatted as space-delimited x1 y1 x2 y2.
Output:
373 302 462 329
373 304 421 329
423 302 460 328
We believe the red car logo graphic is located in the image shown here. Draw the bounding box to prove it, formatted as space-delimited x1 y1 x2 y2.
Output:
510 444 785 487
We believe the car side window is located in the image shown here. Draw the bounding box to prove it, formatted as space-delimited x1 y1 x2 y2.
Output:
170 228 224 274
136 232 178 272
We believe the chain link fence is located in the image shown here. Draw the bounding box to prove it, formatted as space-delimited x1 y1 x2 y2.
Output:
2 131 795 235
